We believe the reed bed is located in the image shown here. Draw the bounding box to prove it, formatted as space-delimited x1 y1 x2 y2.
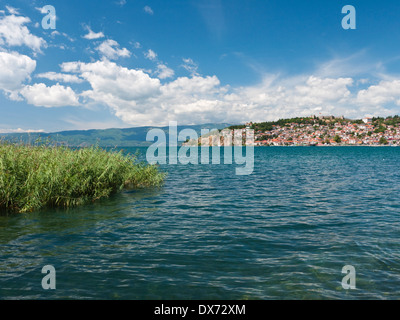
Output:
0 142 165 213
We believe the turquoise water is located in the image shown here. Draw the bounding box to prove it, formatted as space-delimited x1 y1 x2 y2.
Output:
1 147 400 299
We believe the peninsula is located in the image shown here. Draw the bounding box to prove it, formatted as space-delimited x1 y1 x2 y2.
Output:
184 115 400 146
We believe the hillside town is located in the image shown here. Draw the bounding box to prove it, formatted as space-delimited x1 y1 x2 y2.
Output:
185 115 400 146
252 116 399 146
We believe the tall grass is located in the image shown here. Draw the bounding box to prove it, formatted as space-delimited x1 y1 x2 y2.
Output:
0 142 165 213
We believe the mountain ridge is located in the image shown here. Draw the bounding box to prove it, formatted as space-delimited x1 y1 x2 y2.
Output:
0 123 232 147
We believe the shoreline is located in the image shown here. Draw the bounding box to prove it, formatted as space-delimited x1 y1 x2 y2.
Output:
252 144 397 147
182 144 398 147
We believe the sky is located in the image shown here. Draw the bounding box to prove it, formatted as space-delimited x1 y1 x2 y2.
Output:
1 0 400 133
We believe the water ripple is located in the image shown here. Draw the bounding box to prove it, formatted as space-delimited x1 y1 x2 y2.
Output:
1 147 400 299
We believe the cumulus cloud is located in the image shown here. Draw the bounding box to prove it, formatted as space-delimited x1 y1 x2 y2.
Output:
20 55 400 123
7 44 396 125
48 55 361 125
82 26 105 40
0 51 36 99
156 64 174 79
293 76 353 106
61 59 161 100
59 59 233 125
0 14 46 52
357 80 400 107
223 75 356 122
96 39 131 60
20 83 80 107
61 59 164 123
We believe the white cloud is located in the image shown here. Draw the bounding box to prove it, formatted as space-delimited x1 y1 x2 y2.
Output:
54 56 364 126
35 7 47 14
60 60 165 123
143 6 154 15
154 75 229 123
11 52 394 126
0 128 44 134
156 64 174 79
50 31 74 42
293 76 353 106
36 72 83 83
0 10 396 128
223 75 356 121
5 6 19 15
61 59 161 101
144 49 157 61
59 59 232 125
96 39 131 60
50 30 60 37
20 83 80 108
0 51 36 99
357 80 400 107
0 14 46 52
82 26 105 40
181 58 199 76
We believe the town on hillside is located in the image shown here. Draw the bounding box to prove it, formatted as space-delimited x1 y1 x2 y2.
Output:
185 115 400 146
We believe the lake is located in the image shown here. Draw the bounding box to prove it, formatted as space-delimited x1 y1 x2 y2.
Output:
1 147 400 299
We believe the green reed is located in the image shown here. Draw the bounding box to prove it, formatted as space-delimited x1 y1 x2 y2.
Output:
0 142 165 213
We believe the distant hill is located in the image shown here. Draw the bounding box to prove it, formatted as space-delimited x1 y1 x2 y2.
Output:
0 123 232 147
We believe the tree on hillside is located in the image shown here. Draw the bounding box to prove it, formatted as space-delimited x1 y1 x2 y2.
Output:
333 135 341 143
374 125 386 134
379 137 389 145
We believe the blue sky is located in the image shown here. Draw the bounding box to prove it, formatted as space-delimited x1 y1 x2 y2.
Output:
1 0 400 132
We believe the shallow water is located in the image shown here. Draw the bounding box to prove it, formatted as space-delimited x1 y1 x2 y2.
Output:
1 147 400 299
